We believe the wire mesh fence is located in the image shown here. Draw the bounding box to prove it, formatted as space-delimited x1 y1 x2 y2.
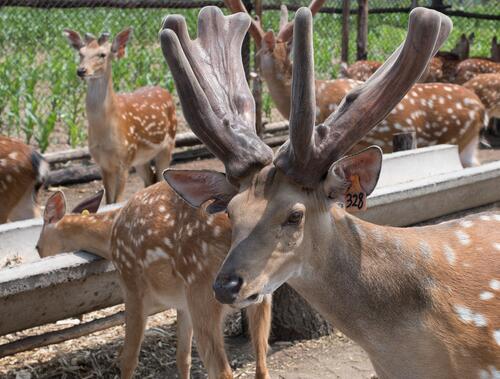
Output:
0 0 498 151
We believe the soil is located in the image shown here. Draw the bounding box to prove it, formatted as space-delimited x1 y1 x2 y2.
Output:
2 145 500 379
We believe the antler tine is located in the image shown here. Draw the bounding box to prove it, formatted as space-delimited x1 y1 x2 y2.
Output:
285 8 315 168
275 7 452 188
223 0 265 46
160 7 273 184
277 0 326 42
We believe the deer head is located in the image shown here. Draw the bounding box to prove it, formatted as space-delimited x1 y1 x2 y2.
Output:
160 6 451 306
36 190 104 257
64 28 132 79
451 32 474 60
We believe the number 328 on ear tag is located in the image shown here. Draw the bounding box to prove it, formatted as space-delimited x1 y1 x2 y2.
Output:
344 175 367 212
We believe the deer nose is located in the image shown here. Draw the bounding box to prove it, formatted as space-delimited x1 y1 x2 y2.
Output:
213 273 243 304
77 67 87 77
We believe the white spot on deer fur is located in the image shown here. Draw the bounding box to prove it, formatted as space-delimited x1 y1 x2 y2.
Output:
8 152 18 160
455 230 471 245
480 291 494 300
447 108 453 114
490 279 500 291
443 244 456 265
397 104 404 111
201 241 208 254
494 330 500 346
419 241 432 259
159 206 166 213
444 86 452 92
453 305 488 327
460 220 474 228
493 243 500 251
163 238 173 249
438 97 445 104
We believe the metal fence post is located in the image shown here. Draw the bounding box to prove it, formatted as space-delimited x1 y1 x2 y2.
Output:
253 0 263 136
341 0 350 63
356 0 368 61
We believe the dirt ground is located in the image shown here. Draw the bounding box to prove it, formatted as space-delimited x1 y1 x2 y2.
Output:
2 146 500 379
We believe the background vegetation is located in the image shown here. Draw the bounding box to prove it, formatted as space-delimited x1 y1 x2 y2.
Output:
0 1 498 151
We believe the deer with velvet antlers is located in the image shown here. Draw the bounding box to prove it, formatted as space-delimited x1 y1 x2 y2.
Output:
224 0 485 168
160 6 500 378
64 28 177 204
37 185 271 379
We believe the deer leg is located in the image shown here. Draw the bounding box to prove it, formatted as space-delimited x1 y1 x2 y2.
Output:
176 309 193 379
246 295 272 379
120 293 147 379
187 290 233 379
459 135 480 168
135 163 155 187
154 144 174 182
8 185 37 221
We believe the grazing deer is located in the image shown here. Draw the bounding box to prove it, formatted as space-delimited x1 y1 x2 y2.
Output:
36 185 271 379
0 135 48 223
64 28 177 204
463 73 500 121
161 7 500 379
224 0 485 167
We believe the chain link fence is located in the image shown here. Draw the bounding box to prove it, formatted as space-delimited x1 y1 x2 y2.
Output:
0 0 498 151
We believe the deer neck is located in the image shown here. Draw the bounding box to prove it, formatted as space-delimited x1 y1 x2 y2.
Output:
56 212 115 259
288 207 431 346
85 67 117 127
260 56 292 119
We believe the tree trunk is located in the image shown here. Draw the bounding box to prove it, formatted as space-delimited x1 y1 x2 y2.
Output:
341 0 350 63
270 284 332 341
356 0 368 61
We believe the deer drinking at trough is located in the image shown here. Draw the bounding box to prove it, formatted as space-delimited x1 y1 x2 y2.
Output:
160 6 500 378
64 28 177 204
36 185 271 379
224 0 485 167
0 135 48 223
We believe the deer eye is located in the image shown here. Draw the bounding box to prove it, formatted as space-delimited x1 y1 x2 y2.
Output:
286 210 303 226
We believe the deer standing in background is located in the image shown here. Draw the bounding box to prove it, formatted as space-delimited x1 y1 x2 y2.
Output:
464 73 500 121
64 28 177 204
0 135 48 223
455 57 500 84
225 0 485 167
36 184 271 379
161 7 499 378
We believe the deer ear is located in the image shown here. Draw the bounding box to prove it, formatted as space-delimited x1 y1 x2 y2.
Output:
323 146 383 203
468 32 475 43
63 29 84 50
71 190 104 214
111 27 133 59
44 191 67 224
263 31 276 52
163 169 238 214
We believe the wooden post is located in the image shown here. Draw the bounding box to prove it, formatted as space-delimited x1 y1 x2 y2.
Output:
356 0 368 61
393 132 417 152
253 0 263 136
341 0 350 63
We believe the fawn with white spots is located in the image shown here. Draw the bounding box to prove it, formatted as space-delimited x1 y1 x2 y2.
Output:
0 135 48 223
161 7 499 378
64 28 177 204
36 184 271 379
224 0 485 167
455 57 500 85
464 73 500 122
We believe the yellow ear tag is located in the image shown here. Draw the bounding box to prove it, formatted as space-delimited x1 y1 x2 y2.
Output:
81 209 90 216
344 175 367 212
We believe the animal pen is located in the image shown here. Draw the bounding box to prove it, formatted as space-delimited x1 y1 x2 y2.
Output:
0 0 499 377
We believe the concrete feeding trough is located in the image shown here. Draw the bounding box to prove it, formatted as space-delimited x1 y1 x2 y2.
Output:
1 144 499 354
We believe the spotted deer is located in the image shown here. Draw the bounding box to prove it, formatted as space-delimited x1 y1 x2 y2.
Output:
161 7 499 378
36 185 271 379
64 28 177 204
224 0 485 167
0 135 48 223
341 57 444 82
464 73 500 121
455 57 500 85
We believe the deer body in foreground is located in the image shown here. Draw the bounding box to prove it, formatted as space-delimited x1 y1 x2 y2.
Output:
0 135 48 223
464 73 500 121
225 0 484 167
160 7 499 379
36 184 270 379
64 28 177 204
